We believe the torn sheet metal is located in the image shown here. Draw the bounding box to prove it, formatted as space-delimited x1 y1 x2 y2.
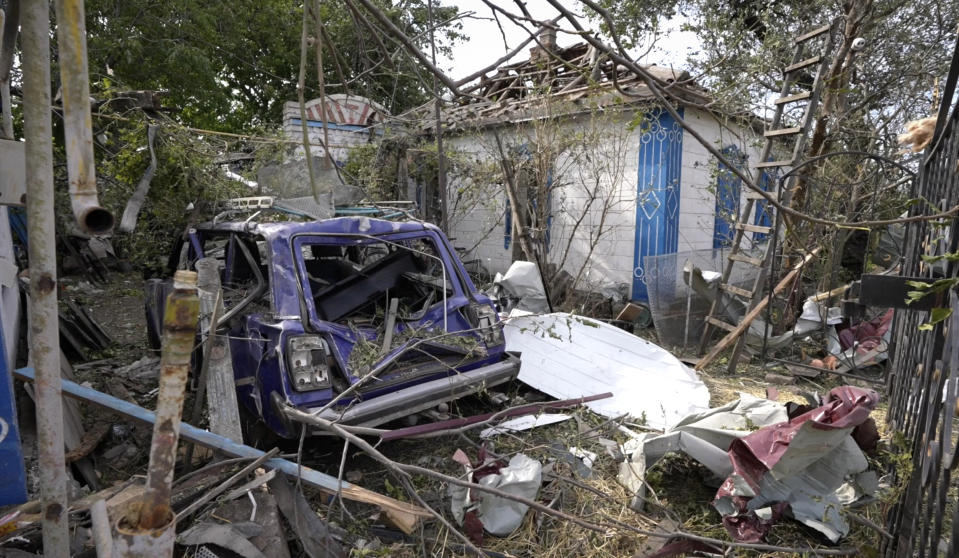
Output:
714 386 880 543
504 312 710 429
450 452 542 539
269 473 347 557
492 261 549 313
617 394 788 510
479 413 571 439
119 124 157 233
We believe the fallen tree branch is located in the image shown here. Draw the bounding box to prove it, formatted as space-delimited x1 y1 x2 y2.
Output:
380 392 613 441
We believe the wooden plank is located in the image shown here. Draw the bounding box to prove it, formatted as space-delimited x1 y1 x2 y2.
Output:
735 223 773 234
784 55 822 73
706 316 736 332
195 258 243 443
774 91 811 104
12 366 432 530
729 253 763 266
764 126 802 138
696 249 820 371
720 283 753 298
794 24 832 43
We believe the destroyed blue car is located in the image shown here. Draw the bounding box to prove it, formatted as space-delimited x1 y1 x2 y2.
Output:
146 214 518 438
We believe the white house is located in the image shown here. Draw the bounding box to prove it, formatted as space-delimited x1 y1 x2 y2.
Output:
405 38 776 303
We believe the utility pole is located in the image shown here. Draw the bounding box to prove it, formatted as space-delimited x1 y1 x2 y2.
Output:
22 0 68 554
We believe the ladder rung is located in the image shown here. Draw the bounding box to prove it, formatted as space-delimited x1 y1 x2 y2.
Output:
721 283 753 298
775 91 811 104
745 190 770 200
785 55 822 74
736 223 772 234
730 253 764 266
755 159 793 168
794 24 832 44
765 127 802 138
706 317 737 332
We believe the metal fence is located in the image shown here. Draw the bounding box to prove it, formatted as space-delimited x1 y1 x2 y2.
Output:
882 39 959 558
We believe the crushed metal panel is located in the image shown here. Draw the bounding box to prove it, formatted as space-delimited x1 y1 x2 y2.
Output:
714 386 879 543
504 312 710 429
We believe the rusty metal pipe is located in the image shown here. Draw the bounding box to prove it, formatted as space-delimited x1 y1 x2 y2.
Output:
53 0 114 235
22 0 69 555
141 269 198 525
116 270 198 557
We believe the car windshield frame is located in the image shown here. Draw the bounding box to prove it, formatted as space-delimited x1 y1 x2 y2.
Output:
290 231 464 331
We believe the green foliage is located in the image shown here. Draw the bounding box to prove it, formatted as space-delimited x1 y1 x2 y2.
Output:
905 277 957 304
593 0 957 157
80 0 464 133
91 110 269 275
905 278 957 330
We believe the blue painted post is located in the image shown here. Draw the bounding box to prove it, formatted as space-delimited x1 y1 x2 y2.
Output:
0 317 27 506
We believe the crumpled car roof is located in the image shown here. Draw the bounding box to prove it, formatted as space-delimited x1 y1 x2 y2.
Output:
196 216 436 243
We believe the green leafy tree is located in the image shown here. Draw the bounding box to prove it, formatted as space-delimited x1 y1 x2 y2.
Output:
81 0 463 132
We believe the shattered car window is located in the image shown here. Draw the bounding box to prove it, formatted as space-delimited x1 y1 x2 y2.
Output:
298 236 453 326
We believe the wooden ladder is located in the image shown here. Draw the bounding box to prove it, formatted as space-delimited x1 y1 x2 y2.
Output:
697 20 839 373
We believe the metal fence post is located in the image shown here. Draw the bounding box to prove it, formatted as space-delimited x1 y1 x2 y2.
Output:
21 0 69 555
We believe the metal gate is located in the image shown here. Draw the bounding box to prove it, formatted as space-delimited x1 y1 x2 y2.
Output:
882 38 959 558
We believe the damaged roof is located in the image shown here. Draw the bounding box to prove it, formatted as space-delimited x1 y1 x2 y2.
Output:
403 38 709 133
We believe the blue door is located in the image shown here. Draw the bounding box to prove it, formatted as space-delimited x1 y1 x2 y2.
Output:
632 109 683 301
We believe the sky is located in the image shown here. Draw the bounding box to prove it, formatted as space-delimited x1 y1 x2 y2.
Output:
438 0 702 82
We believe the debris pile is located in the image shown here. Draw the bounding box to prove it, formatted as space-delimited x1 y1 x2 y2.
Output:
1 247 892 557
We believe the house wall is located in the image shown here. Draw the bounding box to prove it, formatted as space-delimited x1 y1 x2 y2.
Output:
441 104 765 301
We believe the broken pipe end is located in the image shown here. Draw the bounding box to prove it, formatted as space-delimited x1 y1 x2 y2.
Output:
74 203 115 235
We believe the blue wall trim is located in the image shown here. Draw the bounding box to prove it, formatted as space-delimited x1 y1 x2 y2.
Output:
753 163 777 242
713 145 745 249
632 108 683 301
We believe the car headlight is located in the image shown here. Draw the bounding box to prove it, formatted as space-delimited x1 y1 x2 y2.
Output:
286 335 331 392
473 303 505 346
